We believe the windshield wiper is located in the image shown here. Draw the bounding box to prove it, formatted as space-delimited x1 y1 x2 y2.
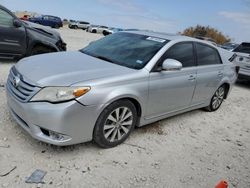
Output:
94 55 117 64
81 50 116 63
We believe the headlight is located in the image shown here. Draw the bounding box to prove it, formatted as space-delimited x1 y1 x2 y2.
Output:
30 87 90 102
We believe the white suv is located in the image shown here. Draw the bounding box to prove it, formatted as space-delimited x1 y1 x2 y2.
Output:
233 42 250 81
69 20 90 30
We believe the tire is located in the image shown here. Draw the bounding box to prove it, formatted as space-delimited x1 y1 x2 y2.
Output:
30 46 53 56
93 100 138 148
205 85 226 112
54 24 59 29
92 29 97 33
103 31 108 36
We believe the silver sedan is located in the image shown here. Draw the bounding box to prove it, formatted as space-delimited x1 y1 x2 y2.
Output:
6 31 238 148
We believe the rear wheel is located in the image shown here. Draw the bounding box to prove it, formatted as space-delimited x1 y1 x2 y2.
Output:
93 100 137 148
103 31 109 36
205 85 226 112
54 24 60 29
92 29 97 33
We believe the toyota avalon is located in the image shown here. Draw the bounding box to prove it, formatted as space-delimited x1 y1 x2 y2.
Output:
6 31 238 148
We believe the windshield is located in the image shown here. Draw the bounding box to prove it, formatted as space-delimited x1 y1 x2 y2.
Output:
80 32 169 69
234 43 250 54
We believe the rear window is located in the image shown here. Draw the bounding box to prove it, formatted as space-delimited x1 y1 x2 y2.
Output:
196 43 222 66
233 43 250 54
80 21 89 24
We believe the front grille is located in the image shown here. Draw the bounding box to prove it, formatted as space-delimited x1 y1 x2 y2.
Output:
7 67 40 102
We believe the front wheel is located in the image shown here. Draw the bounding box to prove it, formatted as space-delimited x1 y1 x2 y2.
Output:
93 100 137 148
54 24 60 29
205 85 225 112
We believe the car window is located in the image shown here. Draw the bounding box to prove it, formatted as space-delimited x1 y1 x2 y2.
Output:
80 22 89 24
196 43 222 66
233 43 250 54
43 16 49 20
164 43 195 67
0 9 13 27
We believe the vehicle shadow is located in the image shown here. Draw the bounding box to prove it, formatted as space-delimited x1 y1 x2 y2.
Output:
0 59 17 64
235 80 250 89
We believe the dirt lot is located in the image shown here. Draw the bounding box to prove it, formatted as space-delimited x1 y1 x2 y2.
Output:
0 28 250 188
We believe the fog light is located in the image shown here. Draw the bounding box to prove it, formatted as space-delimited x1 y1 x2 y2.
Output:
49 131 71 142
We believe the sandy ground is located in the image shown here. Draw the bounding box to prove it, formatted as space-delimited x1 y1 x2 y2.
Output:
0 28 250 188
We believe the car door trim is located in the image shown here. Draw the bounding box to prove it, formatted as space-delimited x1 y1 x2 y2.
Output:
144 102 205 120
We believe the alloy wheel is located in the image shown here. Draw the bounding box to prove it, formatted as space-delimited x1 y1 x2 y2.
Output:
103 107 133 142
212 87 225 109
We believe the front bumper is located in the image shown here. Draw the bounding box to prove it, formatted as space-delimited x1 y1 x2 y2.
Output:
6 88 100 146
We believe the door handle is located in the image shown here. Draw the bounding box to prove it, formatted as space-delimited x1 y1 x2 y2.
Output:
218 71 223 77
188 75 196 81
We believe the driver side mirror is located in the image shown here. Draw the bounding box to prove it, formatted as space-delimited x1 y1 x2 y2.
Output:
13 19 22 28
162 59 182 71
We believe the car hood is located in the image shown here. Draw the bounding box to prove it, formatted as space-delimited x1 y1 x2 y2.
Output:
15 51 136 87
23 21 60 39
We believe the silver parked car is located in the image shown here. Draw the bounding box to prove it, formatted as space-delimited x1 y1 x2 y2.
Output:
6 31 238 148
103 27 123 36
87 25 108 33
68 20 90 30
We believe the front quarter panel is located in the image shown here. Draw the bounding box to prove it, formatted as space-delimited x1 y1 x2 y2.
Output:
73 69 149 117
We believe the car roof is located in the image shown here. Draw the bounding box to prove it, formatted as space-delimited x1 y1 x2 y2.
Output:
43 15 60 18
123 30 211 43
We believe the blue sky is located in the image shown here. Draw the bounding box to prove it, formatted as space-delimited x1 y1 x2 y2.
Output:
1 0 250 42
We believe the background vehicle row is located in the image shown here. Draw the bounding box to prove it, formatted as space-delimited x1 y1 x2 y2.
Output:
0 5 66 59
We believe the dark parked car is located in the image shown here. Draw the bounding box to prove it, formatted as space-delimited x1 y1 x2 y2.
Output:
29 15 63 28
0 5 66 60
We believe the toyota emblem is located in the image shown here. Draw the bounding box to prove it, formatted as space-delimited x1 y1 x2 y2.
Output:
13 76 21 88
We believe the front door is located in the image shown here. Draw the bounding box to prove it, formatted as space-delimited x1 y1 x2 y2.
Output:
146 42 197 118
0 8 26 57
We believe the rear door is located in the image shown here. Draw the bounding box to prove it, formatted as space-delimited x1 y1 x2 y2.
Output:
0 8 26 57
146 42 197 118
191 42 224 105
